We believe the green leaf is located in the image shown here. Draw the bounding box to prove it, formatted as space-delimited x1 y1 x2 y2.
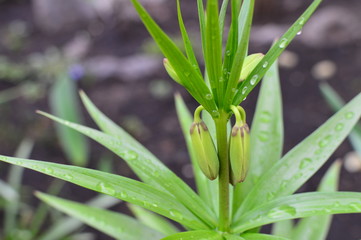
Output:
233 61 283 212
128 204 179 236
233 0 323 105
175 94 217 210
205 0 222 103
232 192 361 233
219 0 230 39
0 155 207 230
79 92 217 227
129 0 217 113
161 230 222 240
36 192 164 240
197 0 206 60
223 0 254 108
271 220 294 238
224 233 245 240
320 82 361 155
235 92 361 216
177 0 201 75
291 161 341 240
50 74 88 166
241 233 291 240
39 194 120 240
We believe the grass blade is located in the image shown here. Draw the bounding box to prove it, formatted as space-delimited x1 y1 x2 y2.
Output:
130 0 217 113
50 74 89 166
233 61 283 212
219 0 230 40
232 192 361 233
128 204 179 236
241 233 291 240
36 192 164 240
235 92 361 216
233 0 323 105
197 0 206 61
79 92 217 227
0 155 208 230
38 194 119 240
161 230 222 240
271 220 294 238
291 161 341 240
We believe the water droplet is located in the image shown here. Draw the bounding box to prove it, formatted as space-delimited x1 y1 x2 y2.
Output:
169 209 183 220
45 167 54 174
335 123 344 131
258 131 270 142
262 62 269 68
243 97 247 101
349 202 361 211
124 151 138 161
297 30 302 36
279 38 288 49
267 205 297 218
152 203 158 208
242 86 248 95
192 64 198 69
318 135 331 148
184 71 191 77
250 75 258 85
299 158 312 170
259 111 272 123
226 50 231 56
345 112 354 119
280 180 288 190
119 191 128 198
64 174 74 180
205 94 213 100
332 201 341 208
299 17 305 25
97 182 116 195
212 110 220 118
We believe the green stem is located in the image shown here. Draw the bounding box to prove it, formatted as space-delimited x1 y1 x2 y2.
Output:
215 111 230 232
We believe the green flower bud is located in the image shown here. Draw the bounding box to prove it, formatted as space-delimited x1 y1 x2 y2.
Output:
239 53 264 82
190 107 219 180
229 106 250 185
163 58 182 85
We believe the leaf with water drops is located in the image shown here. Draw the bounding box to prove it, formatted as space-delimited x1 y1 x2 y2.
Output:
233 61 283 213
232 0 323 105
232 192 361 233
0 155 208 230
241 233 291 240
235 92 361 216
36 192 164 240
129 0 217 113
79 92 217 227
128 204 179 236
223 233 245 240
160 230 222 240
291 161 341 240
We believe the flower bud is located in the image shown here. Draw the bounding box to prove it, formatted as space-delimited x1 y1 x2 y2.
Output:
239 53 264 82
190 121 219 180
229 122 250 185
163 58 182 85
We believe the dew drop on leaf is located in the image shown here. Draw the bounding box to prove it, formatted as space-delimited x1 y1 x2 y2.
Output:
349 202 361 211
262 62 269 68
258 131 270 142
44 167 54 174
212 110 220 118
299 17 305 25
318 135 332 148
169 209 184 220
299 158 312 170
96 182 116 195
345 111 355 119
259 111 272 123
242 86 248 95
64 174 74 181
335 123 344 131
267 205 297 219
205 94 213 100
279 38 288 49
250 75 258 85
119 191 128 199
297 30 302 36
184 71 191 77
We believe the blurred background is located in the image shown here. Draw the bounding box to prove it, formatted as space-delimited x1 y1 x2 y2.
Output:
0 0 360 239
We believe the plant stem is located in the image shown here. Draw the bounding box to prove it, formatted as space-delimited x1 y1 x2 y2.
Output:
216 111 230 232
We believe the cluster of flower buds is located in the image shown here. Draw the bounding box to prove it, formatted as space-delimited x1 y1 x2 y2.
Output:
229 106 250 185
190 106 219 180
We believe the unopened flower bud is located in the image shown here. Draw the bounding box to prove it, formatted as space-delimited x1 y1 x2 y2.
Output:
190 118 219 180
229 106 250 185
163 58 182 85
239 53 264 82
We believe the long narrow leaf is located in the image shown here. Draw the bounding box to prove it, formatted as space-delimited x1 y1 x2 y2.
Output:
79 92 217 227
232 192 361 233
223 0 254 108
241 233 291 240
50 74 88 166
219 0 230 40
129 0 217 113
161 230 222 240
0 155 207 230
36 192 164 240
197 0 206 61
233 0 323 105
233 61 283 212
271 220 294 238
291 161 341 240
128 204 179 236
235 92 361 216
224 234 245 240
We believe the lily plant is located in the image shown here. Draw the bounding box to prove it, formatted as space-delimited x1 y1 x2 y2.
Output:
1 0 361 239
